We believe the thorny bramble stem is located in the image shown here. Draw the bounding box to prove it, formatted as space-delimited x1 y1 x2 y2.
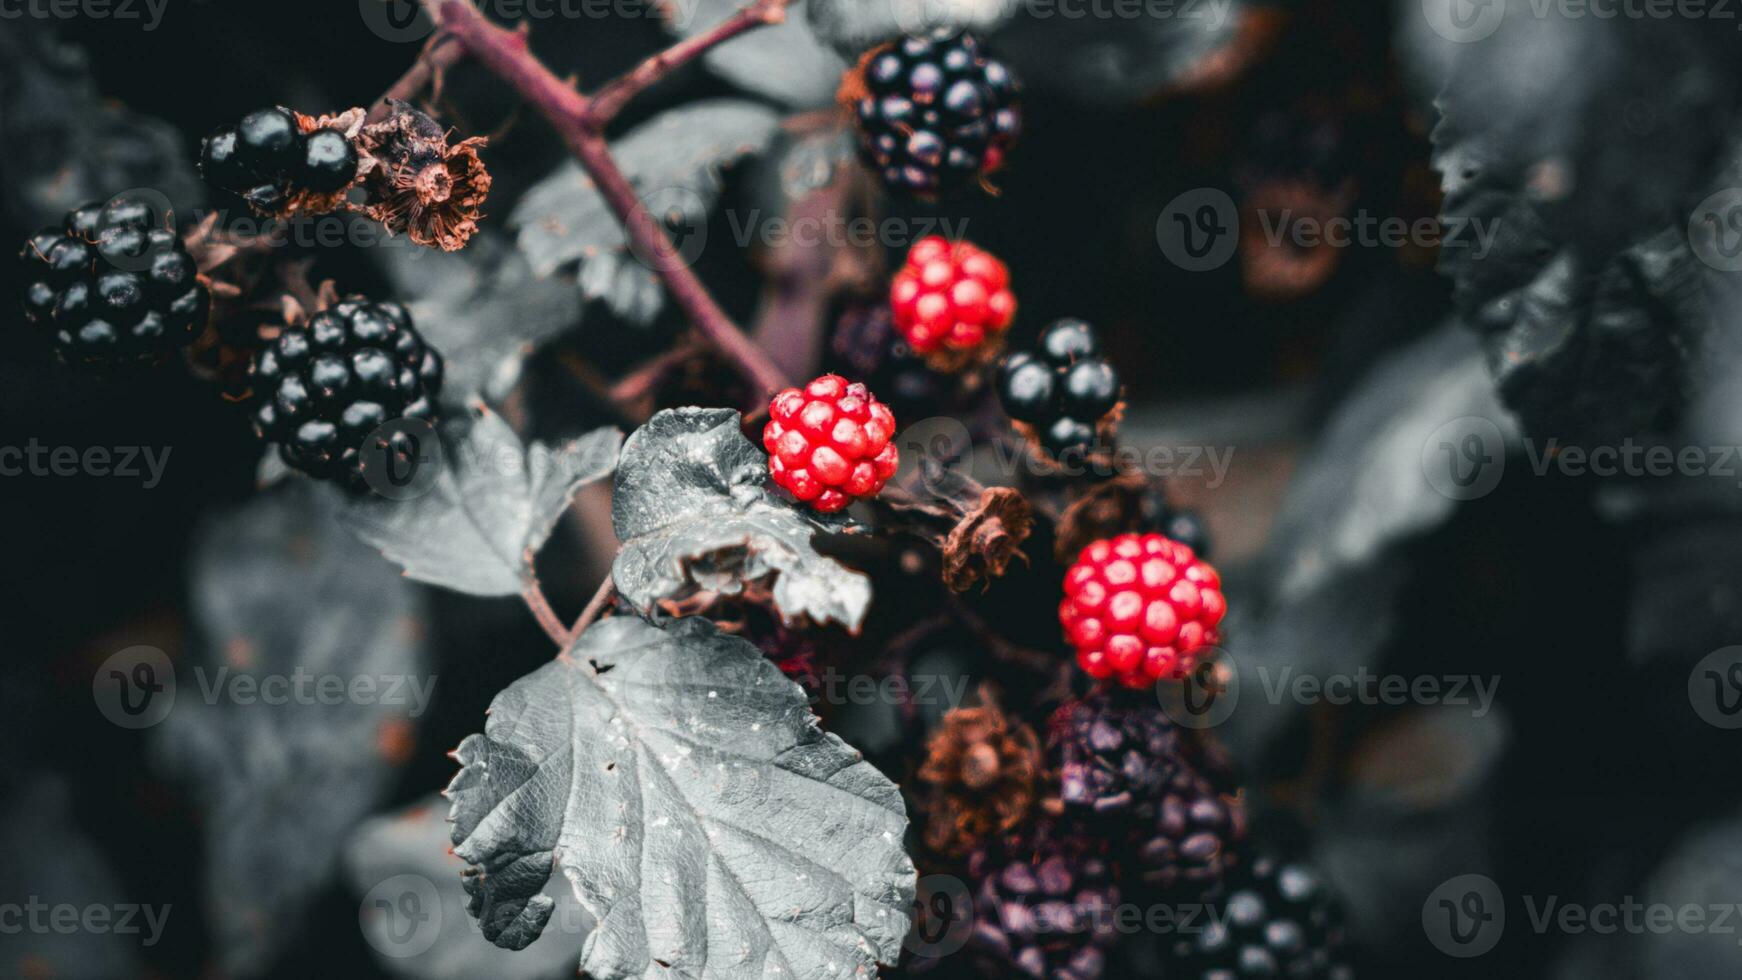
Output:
413 0 793 398
521 579 573 648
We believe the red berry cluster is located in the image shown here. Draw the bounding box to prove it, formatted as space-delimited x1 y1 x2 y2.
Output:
891 236 1016 357
764 375 900 513
1059 533 1227 689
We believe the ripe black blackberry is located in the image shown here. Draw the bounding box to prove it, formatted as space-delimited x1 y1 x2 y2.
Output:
251 296 444 487
852 31 1020 198
1048 695 1245 899
200 107 360 212
18 197 209 366
967 823 1119 980
1167 855 1354 980
997 319 1121 460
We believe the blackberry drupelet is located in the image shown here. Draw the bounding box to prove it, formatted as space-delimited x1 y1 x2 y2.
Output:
997 319 1121 460
1167 855 1355 979
853 31 1020 198
18 196 209 366
251 296 444 487
967 823 1119 980
200 107 360 211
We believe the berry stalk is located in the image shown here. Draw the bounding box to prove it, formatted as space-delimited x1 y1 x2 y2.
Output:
584 0 791 126
415 0 792 397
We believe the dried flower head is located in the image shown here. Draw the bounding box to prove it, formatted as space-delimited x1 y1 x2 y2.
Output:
356 100 491 252
918 689 1043 858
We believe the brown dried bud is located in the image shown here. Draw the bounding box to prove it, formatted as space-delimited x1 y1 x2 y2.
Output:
356 100 491 252
1053 467 1150 563
941 487 1033 593
918 691 1042 858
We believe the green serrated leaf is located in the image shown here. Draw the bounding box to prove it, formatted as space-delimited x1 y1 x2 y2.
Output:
447 615 914 979
341 406 621 597
610 407 873 631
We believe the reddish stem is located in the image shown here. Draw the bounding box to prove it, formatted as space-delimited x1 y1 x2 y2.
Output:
368 33 467 123
586 0 792 125
569 574 617 640
521 579 573 647
418 0 792 398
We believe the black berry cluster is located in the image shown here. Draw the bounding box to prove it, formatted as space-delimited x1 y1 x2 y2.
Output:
997 319 1120 459
853 31 1020 198
199 107 359 212
1167 855 1355 979
967 823 1119 980
19 197 209 366
1049 695 1245 897
252 296 444 487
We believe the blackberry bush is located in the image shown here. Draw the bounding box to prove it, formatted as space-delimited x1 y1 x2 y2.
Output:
18 197 209 366
851 30 1021 198
250 296 444 487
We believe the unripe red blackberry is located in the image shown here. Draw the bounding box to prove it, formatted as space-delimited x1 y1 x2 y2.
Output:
851 31 1020 198
762 375 899 513
890 236 1016 363
18 196 209 366
251 296 444 488
1059 533 1227 688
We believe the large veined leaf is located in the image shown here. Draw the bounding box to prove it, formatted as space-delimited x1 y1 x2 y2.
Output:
446 615 915 980
379 232 584 402
510 100 781 326
342 405 620 597
0 776 149 978
611 408 873 631
663 0 846 107
1432 9 1741 442
154 482 432 976
345 796 594 980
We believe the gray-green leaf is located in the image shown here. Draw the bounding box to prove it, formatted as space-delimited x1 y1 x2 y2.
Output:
510 100 781 325
341 405 621 597
447 615 915 979
611 408 873 631
664 0 846 107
